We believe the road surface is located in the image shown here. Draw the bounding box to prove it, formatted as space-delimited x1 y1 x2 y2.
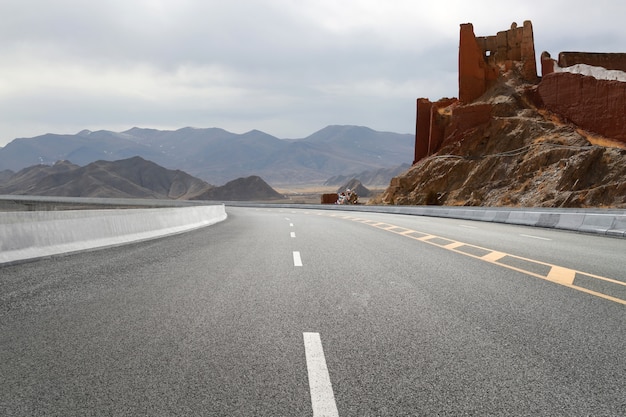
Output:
1 207 625 416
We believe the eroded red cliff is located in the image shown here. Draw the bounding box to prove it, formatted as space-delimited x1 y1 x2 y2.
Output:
378 20 626 208
538 52 626 143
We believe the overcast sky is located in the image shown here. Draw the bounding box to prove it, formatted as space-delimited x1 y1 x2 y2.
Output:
1 0 625 146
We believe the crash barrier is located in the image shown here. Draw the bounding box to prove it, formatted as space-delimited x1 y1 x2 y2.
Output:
1 194 623 267
0 204 227 265
0 195 211 211
226 202 626 238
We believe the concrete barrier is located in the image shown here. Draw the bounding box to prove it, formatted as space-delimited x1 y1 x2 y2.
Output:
225 202 626 238
0 205 227 265
2 195 622 268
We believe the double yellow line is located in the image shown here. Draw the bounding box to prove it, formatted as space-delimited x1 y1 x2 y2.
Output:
329 214 626 306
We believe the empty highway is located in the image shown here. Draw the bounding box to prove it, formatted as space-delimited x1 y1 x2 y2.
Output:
1 206 625 416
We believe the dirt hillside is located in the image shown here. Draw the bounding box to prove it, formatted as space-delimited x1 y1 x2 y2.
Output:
374 70 626 208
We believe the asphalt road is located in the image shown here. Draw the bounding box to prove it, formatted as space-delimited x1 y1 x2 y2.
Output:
1 207 625 416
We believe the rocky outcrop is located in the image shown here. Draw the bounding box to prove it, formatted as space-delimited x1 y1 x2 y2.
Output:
377 20 626 208
538 72 626 143
416 21 539 164
376 77 626 207
538 52 626 145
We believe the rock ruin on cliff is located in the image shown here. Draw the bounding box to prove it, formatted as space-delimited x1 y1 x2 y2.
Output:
377 20 626 208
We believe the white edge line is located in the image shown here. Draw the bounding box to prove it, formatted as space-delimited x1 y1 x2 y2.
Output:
520 234 552 241
303 332 339 417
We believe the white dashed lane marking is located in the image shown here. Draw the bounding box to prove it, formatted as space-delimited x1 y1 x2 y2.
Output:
303 332 339 417
293 251 303 267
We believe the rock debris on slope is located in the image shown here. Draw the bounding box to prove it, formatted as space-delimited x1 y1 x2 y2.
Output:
376 71 626 208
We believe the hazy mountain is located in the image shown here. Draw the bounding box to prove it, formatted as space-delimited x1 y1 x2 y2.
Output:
0 125 414 186
191 176 286 201
0 157 286 201
0 157 213 199
336 178 372 197
324 163 411 187
0 169 16 183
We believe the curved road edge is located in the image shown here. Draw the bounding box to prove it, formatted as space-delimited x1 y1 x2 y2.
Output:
0 204 227 266
226 202 626 238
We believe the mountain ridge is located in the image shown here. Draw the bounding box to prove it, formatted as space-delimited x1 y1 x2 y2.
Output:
0 157 212 199
0 125 413 186
0 156 285 201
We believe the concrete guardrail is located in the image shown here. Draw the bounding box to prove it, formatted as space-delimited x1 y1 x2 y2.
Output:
0 204 227 265
1 194 624 266
226 202 626 238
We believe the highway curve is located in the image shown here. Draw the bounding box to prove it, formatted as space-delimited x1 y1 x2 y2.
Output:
1 206 625 416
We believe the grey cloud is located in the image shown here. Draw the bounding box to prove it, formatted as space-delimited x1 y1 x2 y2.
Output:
2 0 626 146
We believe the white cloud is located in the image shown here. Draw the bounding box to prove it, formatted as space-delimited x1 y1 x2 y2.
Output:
1 0 626 146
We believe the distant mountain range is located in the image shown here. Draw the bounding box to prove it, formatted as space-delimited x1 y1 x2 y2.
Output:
0 125 413 186
323 163 411 187
0 156 285 201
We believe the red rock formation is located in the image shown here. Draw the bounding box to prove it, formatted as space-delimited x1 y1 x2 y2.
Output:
414 98 433 163
540 51 555 77
459 21 537 103
538 72 626 143
459 23 496 104
538 49 626 144
414 21 540 165
558 52 626 72
414 97 457 163
541 51 626 76
386 20 626 208
415 19 626 167
442 103 493 148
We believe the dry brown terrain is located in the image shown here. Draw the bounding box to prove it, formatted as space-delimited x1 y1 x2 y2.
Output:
275 185 384 204
374 72 626 208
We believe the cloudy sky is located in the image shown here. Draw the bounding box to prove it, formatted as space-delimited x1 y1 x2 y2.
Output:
1 0 625 146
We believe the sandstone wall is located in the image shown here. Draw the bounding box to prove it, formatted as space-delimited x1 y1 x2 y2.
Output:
459 23 498 103
558 52 626 72
540 51 556 77
414 97 457 163
538 71 626 143
459 21 537 103
442 103 493 148
414 98 433 163
416 21 538 164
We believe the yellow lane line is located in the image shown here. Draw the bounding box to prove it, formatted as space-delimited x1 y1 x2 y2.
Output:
398 229 419 236
482 251 507 263
547 266 577 285
444 242 466 250
329 213 626 306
